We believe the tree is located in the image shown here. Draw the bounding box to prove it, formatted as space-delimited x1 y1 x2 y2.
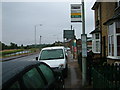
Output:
0 41 2 50
0 41 7 50
21 44 24 49
10 42 18 49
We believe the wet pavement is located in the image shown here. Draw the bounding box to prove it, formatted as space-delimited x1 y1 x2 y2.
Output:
64 51 82 88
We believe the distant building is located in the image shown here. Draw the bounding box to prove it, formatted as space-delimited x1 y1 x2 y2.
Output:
91 1 120 63
65 37 92 59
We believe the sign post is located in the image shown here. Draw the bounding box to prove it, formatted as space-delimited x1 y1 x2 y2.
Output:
71 4 82 22
81 0 87 86
81 34 87 86
71 0 87 87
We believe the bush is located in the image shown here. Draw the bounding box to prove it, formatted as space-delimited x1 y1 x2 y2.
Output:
2 49 24 56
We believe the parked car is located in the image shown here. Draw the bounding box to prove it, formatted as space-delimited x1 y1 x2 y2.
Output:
36 46 68 78
2 60 64 89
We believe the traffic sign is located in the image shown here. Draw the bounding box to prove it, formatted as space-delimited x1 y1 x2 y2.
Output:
71 4 82 22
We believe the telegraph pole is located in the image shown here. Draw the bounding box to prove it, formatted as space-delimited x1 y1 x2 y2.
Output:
71 25 73 30
81 0 87 87
34 24 42 49
35 25 37 48
40 36 42 45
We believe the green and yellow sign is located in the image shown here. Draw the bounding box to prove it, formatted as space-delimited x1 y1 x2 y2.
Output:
71 4 82 22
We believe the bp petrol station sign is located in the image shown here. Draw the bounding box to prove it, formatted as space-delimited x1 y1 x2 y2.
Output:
71 4 82 22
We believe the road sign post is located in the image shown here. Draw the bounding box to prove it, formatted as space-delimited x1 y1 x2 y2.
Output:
81 0 87 87
81 34 87 86
71 4 82 22
71 1 87 86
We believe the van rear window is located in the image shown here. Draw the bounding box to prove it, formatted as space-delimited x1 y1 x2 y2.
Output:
40 49 64 60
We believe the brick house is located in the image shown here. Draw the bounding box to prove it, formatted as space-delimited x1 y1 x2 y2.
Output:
91 1 120 63
67 38 92 52
65 37 92 59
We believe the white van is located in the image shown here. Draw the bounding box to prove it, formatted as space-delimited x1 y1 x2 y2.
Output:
37 46 68 77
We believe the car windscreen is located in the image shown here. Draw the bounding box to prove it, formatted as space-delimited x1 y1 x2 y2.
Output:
39 49 64 60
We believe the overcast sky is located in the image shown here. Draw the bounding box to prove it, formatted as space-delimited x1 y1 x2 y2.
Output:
1 0 96 45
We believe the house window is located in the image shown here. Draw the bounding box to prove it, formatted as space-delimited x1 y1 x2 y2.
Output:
108 22 120 58
117 36 120 56
108 23 114 56
118 0 120 6
96 41 100 52
92 33 100 53
108 35 114 56
95 33 99 39
97 7 100 20
116 22 120 33
116 22 120 56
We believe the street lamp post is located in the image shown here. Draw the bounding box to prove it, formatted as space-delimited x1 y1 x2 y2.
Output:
40 35 42 45
34 24 42 49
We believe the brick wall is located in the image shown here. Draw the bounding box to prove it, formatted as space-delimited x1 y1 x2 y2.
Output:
101 2 116 58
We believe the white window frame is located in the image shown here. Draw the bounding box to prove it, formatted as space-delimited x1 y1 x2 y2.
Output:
108 22 120 59
117 0 120 6
92 33 100 53
97 7 100 20
116 21 120 56
108 35 114 56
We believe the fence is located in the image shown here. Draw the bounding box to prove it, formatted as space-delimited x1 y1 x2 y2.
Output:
92 63 120 89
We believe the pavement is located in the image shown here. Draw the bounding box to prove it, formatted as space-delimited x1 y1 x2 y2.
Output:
64 51 82 88
65 51 93 89
65 60 82 88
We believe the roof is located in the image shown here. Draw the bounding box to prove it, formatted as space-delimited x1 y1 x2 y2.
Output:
92 1 100 10
42 46 65 50
103 13 120 25
2 60 40 87
90 27 101 34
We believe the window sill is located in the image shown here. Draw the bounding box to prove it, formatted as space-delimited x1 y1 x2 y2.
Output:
107 56 120 60
93 51 100 54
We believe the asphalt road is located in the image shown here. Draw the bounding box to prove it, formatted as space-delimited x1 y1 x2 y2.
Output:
2 51 82 88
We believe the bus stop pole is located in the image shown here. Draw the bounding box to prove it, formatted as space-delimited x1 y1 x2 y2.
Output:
81 0 87 87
